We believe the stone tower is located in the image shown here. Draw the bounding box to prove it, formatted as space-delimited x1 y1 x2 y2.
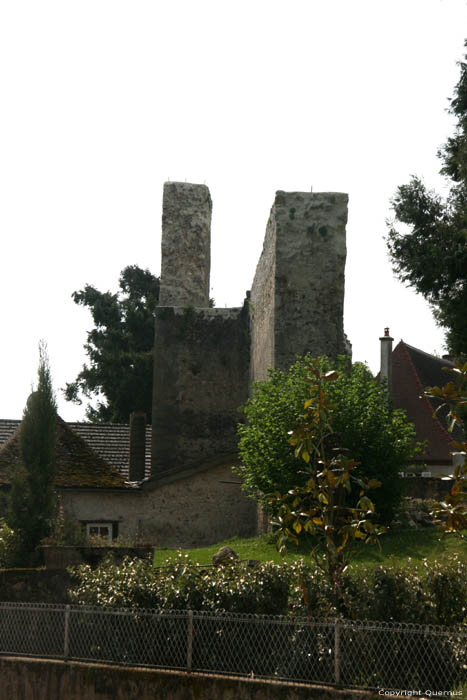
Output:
151 183 250 476
151 183 349 479
250 190 348 382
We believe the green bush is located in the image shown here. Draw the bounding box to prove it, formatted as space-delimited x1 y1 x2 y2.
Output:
236 356 419 524
0 519 21 568
67 554 466 692
42 513 87 547
69 554 290 615
341 558 467 625
69 553 466 626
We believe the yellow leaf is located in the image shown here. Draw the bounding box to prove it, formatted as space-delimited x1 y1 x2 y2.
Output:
293 521 302 534
368 479 382 489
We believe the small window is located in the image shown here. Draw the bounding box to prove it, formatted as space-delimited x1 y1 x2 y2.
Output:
86 523 112 544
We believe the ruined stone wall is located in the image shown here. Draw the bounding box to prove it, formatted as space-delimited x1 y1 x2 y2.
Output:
249 215 275 384
152 304 250 474
149 183 348 544
251 191 348 382
159 182 212 307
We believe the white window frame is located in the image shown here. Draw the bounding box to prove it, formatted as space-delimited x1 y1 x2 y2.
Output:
86 523 113 544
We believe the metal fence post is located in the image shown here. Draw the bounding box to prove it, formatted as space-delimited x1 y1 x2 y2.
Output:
334 619 341 685
64 605 71 659
187 610 193 672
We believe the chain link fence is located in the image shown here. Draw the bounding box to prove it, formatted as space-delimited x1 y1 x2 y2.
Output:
0 602 465 692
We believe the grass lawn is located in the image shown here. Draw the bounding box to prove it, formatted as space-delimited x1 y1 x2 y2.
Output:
153 528 467 569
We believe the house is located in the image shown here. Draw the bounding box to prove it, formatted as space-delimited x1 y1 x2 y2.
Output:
0 414 257 546
380 330 462 477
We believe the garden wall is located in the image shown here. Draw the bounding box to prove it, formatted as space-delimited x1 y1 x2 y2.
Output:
0 569 71 603
402 476 453 500
0 657 383 700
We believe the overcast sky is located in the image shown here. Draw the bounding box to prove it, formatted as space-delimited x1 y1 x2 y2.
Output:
1 0 466 421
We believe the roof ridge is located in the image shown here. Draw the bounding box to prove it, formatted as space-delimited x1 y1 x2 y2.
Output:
67 421 152 428
401 341 455 367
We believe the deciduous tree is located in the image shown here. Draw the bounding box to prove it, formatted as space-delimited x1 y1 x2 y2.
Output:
236 356 420 524
269 361 385 605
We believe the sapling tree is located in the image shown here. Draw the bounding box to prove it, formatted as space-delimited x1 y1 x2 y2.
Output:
269 362 386 604
426 361 467 537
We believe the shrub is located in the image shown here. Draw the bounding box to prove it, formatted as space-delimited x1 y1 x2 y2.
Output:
69 553 466 626
69 554 290 615
42 513 87 547
236 356 419 524
0 519 21 568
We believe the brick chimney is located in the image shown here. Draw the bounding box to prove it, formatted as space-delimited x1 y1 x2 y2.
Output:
379 327 394 393
129 411 147 481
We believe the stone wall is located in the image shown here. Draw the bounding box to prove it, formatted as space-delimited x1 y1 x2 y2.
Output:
61 461 256 548
251 191 348 382
152 304 250 475
0 657 381 700
249 215 276 383
402 476 454 500
0 569 72 603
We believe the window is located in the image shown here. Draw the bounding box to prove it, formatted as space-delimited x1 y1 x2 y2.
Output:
86 523 113 544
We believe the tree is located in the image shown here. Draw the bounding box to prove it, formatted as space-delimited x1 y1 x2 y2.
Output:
7 342 57 564
426 361 467 537
269 361 385 602
236 356 420 524
65 265 160 423
386 43 467 356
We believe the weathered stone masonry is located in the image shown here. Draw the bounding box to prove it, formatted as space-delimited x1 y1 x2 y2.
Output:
149 183 349 544
250 190 348 382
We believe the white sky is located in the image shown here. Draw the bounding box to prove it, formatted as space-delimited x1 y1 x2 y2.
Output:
0 0 466 421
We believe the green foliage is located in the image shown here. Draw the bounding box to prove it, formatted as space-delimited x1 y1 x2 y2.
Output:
426 360 467 537
68 554 466 689
7 342 57 565
68 552 466 626
69 553 289 615
42 512 87 547
268 361 386 602
288 556 467 626
386 43 467 356
236 355 418 524
0 518 21 568
65 265 159 422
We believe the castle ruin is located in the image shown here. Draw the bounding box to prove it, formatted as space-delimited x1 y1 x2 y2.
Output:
151 182 349 482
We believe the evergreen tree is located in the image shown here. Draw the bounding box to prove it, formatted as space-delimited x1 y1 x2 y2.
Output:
65 265 160 422
7 342 57 563
387 42 467 356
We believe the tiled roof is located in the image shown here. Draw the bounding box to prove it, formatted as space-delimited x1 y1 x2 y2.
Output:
0 418 152 486
68 422 152 480
391 342 459 464
0 420 20 446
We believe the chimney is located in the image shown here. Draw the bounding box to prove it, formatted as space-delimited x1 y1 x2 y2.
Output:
129 411 147 481
379 327 393 393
